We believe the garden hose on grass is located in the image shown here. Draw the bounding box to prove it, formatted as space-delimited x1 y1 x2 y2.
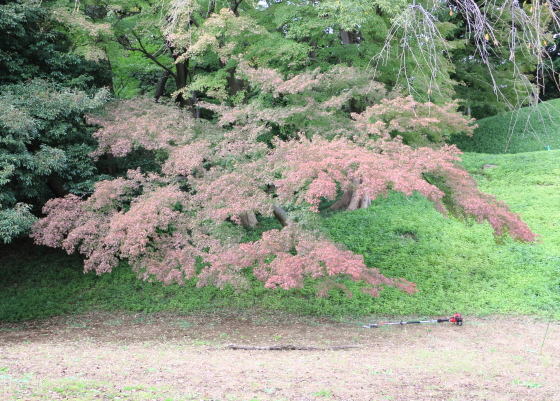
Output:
363 313 463 328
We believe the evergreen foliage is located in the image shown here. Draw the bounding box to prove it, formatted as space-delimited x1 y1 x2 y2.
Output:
0 0 110 242
0 0 111 88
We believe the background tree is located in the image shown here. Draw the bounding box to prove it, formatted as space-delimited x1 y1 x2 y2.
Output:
70 0 560 114
0 0 110 243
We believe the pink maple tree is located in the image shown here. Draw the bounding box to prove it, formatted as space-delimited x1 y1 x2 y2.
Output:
31 65 536 298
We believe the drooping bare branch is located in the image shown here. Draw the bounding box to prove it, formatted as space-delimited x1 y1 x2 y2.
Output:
372 0 558 111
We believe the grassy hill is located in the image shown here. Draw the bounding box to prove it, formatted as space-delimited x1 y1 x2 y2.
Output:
1 151 560 322
451 99 560 154
322 150 560 318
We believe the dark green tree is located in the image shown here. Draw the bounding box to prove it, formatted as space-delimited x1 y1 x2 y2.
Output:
0 0 110 242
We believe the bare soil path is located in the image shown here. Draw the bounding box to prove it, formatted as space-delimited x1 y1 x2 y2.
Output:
1 311 559 400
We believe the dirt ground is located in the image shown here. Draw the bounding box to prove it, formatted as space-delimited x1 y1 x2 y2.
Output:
0 311 559 401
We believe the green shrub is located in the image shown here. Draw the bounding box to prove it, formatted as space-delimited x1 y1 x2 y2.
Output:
450 99 560 153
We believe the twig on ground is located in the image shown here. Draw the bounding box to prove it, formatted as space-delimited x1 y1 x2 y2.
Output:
226 344 361 351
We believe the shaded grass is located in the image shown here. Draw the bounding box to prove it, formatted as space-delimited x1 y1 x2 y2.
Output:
1 151 559 322
450 99 560 154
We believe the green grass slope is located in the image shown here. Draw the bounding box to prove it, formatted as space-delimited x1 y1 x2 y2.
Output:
451 99 560 153
1 151 559 321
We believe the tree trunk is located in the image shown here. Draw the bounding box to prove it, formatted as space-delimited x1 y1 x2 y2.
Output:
329 180 370 211
192 89 200 119
46 175 68 198
340 29 360 45
273 205 289 227
340 29 355 45
309 39 317 62
240 211 258 228
225 67 244 98
154 70 170 101
103 57 115 94
359 193 371 209
173 58 199 118
174 61 189 107
349 98 361 114
100 153 119 175
230 0 242 17
346 185 362 211
339 30 358 66
329 187 354 211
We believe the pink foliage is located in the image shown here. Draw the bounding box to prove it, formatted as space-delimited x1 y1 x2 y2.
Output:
197 224 417 296
32 173 197 283
193 168 272 223
268 136 535 242
269 136 447 212
427 163 537 242
238 61 321 98
162 141 212 177
31 194 118 273
87 98 194 158
352 96 476 144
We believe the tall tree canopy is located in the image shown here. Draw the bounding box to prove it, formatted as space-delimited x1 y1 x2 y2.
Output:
91 0 560 115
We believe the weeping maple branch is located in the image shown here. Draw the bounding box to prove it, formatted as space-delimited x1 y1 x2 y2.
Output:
273 204 290 227
31 62 537 299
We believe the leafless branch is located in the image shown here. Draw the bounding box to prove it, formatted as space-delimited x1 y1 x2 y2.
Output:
226 344 362 351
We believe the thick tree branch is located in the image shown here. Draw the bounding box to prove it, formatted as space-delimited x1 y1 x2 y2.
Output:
119 31 178 81
112 9 141 28
230 0 243 17
154 70 171 101
189 16 199 28
328 188 354 211
346 179 362 211
205 0 216 19
46 175 68 198
240 211 258 228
